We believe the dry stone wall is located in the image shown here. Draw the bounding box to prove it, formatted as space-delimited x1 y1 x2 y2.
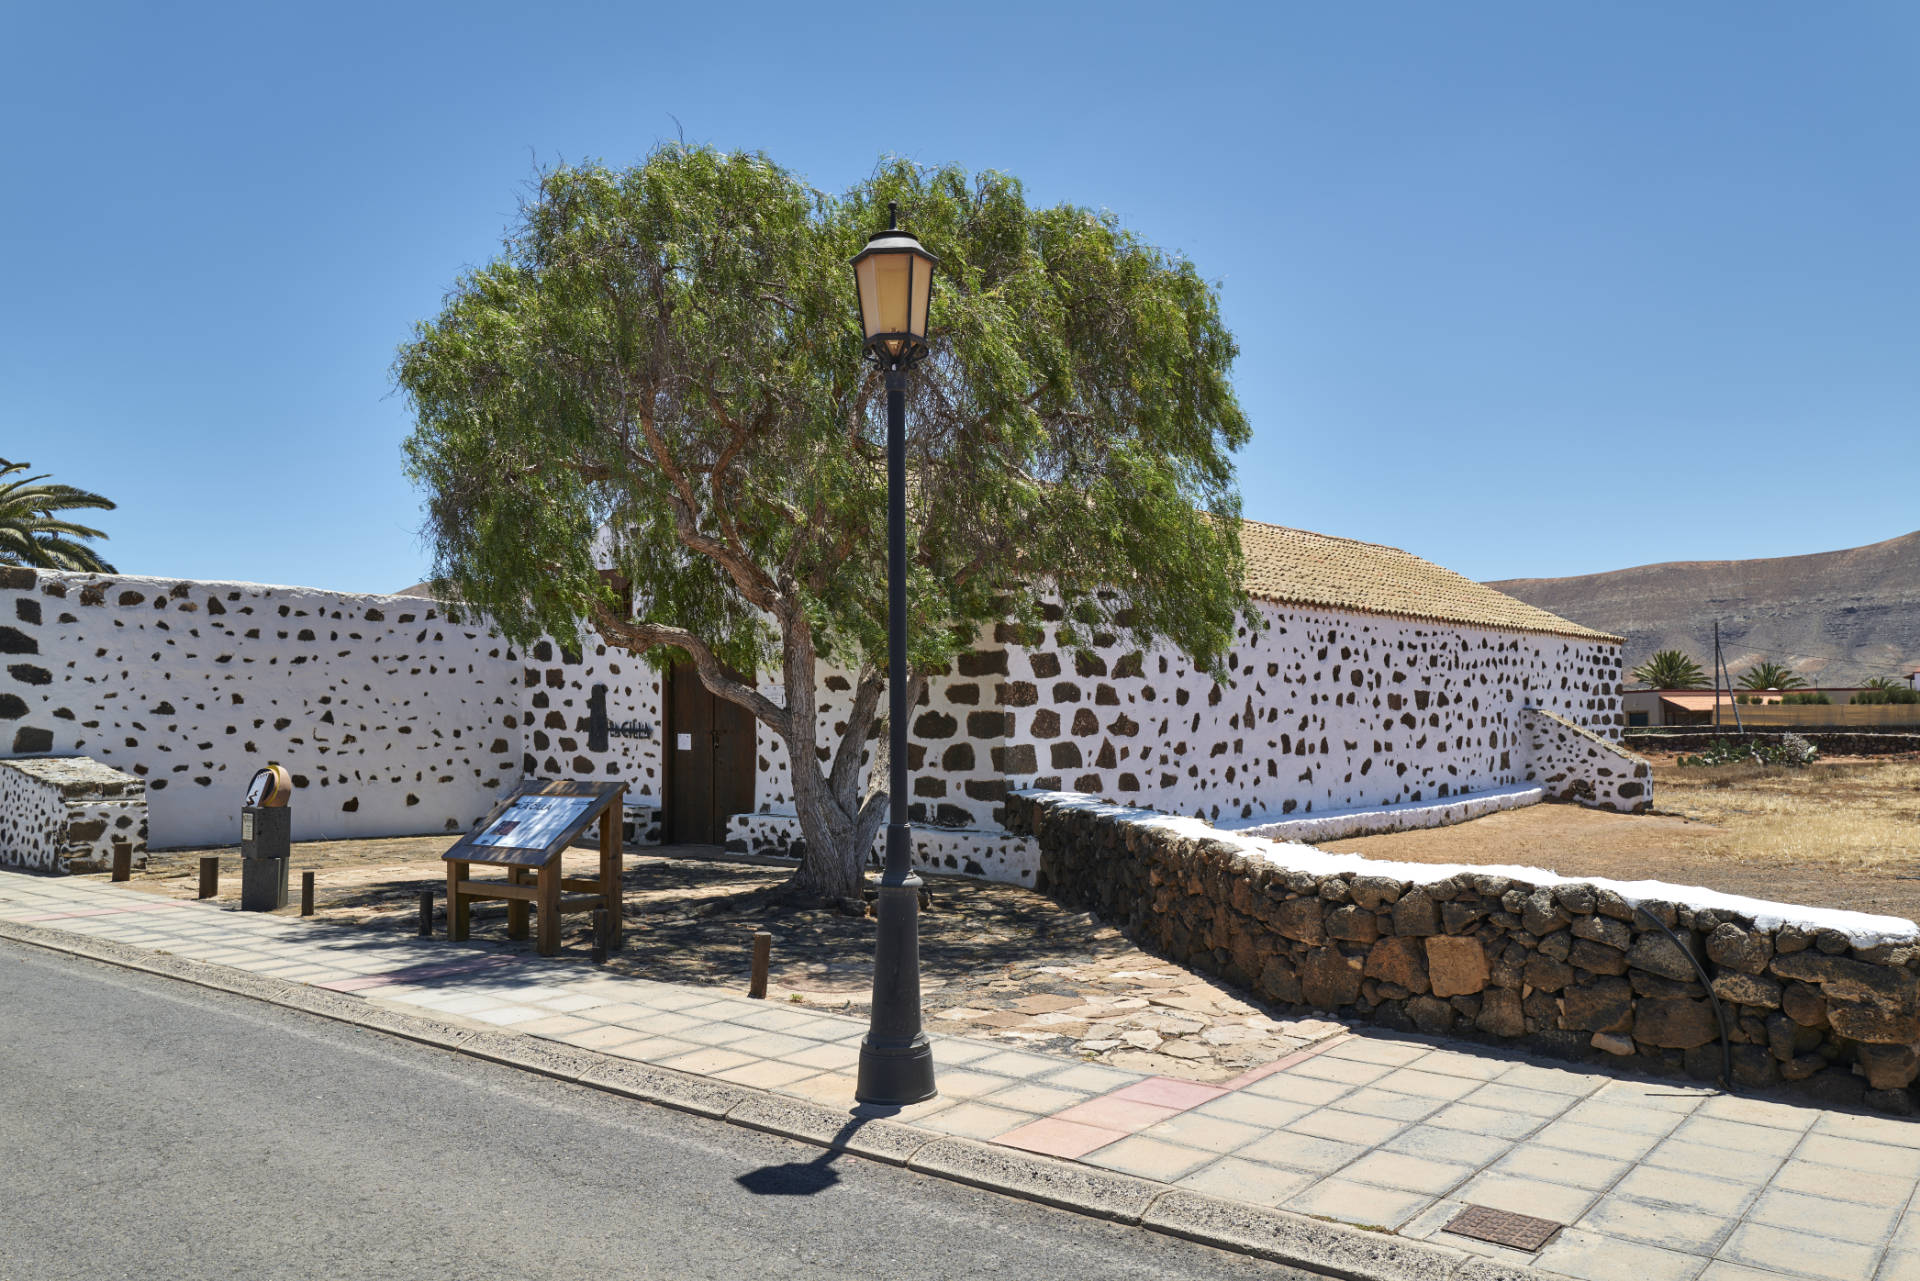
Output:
1008 790 1920 1115
0 755 147 872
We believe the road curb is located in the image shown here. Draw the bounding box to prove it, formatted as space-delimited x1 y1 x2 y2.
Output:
2 917 1525 1281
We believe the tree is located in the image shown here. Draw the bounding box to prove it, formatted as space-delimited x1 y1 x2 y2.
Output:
1737 660 1807 691
1630 649 1708 689
397 148 1250 901
0 458 116 572
1862 677 1906 691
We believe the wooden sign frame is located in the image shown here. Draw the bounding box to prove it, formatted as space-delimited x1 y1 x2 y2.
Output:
442 779 626 956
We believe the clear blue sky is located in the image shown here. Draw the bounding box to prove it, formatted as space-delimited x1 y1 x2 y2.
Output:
5 2 1914 593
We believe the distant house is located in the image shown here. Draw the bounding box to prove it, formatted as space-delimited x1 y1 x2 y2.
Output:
1623 687 1918 729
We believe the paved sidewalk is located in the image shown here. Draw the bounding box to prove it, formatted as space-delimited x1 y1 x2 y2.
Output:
4 871 1918 1281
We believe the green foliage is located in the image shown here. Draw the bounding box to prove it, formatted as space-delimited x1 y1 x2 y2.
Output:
1677 734 1819 767
0 458 116 573
1736 660 1806 691
1631 649 1708 689
396 147 1249 680
1780 691 1830 705
1854 686 1920 705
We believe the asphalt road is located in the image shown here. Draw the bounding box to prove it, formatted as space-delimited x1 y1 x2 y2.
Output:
0 940 1306 1280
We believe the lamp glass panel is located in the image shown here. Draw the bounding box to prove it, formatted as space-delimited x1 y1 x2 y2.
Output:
873 251 911 337
908 250 933 341
854 256 884 342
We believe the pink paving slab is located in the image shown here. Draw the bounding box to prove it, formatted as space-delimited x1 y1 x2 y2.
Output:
1109 1077 1230 1110
1220 1033 1351 1091
995 1116 1131 1160
1052 1096 1184 1132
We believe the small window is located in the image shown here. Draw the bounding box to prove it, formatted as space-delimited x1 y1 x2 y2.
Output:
1626 711 1649 728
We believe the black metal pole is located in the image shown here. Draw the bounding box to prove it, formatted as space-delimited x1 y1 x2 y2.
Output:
856 366 937 1105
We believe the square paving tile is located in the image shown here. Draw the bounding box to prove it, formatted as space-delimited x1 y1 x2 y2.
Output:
1611 1166 1757 1217
1396 1051 1509 1082
1769 1159 1914 1209
561 1025 647 1051
916 1102 1032 1141
1499 1062 1609 1096
1697 1094 1821 1132
1451 1171 1601 1224
1320 1038 1431 1067
1382 1124 1512 1167
714 1060 820 1091
1746 1188 1901 1246
996 1117 1130 1160
781 1041 862 1071
1176 1156 1316 1206
1426 1103 1547 1141
1578 1194 1736 1255
976 1083 1089 1115
1290 1107 1406 1147
1136 1111 1265 1156
1241 1072 1354 1107
1339 1150 1477 1195
612 1035 701 1062
1286 1176 1433 1229
929 1070 1026 1101
1084 1134 1216 1182
1532 1119 1664 1162
1666 1115 1806 1159
1455 1082 1582 1120
1038 1063 1138 1093
1717 1222 1881 1281
1370 1068 1484 1101
1191 1092 1314 1129
972 1049 1061 1077
1286 1056 1395 1086
1489 1144 1631 1192
1797 1135 1920 1181
1562 1099 1692 1136
654 1047 760 1076
930 1038 1001 1066
1236 1129 1368 1174
1534 1227 1708 1281
1642 1138 1783 1186
1334 1088 1445 1122
1813 1113 1920 1151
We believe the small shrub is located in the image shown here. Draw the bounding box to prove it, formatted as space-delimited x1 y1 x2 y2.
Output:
1855 686 1920 705
1781 692 1831 705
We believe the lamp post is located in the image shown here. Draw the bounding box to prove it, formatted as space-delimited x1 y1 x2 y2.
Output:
851 201 938 1105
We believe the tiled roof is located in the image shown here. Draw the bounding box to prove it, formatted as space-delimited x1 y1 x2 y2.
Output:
1238 520 1620 643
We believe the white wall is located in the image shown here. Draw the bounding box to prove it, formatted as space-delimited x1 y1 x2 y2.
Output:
0 571 667 849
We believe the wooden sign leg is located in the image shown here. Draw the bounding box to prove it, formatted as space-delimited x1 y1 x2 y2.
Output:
536 856 560 956
600 787 624 950
446 859 470 942
506 866 530 940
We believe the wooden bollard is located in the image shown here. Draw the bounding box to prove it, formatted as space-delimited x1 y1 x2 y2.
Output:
110 841 132 883
749 930 772 998
591 908 608 965
417 889 434 937
197 856 219 900
300 871 315 917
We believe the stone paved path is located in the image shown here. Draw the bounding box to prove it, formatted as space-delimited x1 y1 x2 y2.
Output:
6 870 1919 1281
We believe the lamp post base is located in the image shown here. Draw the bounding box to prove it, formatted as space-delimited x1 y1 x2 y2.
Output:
856 867 937 1106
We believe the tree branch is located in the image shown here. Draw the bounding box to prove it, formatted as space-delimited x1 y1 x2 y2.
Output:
590 601 789 732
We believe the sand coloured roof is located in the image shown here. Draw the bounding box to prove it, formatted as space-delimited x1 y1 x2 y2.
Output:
1237 520 1619 643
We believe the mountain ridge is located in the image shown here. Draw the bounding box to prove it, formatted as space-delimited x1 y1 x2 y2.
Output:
1488 530 1920 686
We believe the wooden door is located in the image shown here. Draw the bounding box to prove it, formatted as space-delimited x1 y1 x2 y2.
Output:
666 661 756 845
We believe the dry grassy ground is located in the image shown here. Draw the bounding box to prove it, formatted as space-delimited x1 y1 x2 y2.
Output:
1321 753 1920 922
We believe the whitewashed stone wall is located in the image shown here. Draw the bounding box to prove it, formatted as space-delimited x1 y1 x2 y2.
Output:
745 601 1627 868
0 756 147 872
0 570 666 849
1523 708 1651 813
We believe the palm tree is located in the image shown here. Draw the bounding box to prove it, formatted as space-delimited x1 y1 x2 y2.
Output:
1737 660 1807 691
1631 649 1709 689
1862 677 1906 691
0 458 117 572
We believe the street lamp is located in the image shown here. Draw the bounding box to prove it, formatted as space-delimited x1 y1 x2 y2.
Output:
851 201 938 1106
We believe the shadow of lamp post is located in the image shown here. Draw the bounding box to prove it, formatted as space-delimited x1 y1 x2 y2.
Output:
850 201 939 1106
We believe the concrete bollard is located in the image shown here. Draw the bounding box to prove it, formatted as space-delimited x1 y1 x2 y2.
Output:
198 856 219 900
749 931 772 998
300 871 315 917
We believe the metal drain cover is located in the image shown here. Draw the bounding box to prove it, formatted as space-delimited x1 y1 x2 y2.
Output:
1443 1205 1563 1252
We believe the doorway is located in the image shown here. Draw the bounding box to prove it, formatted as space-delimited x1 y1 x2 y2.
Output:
665 660 756 845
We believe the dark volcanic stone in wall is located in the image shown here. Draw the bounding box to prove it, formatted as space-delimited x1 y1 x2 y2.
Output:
1005 789 1920 1114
